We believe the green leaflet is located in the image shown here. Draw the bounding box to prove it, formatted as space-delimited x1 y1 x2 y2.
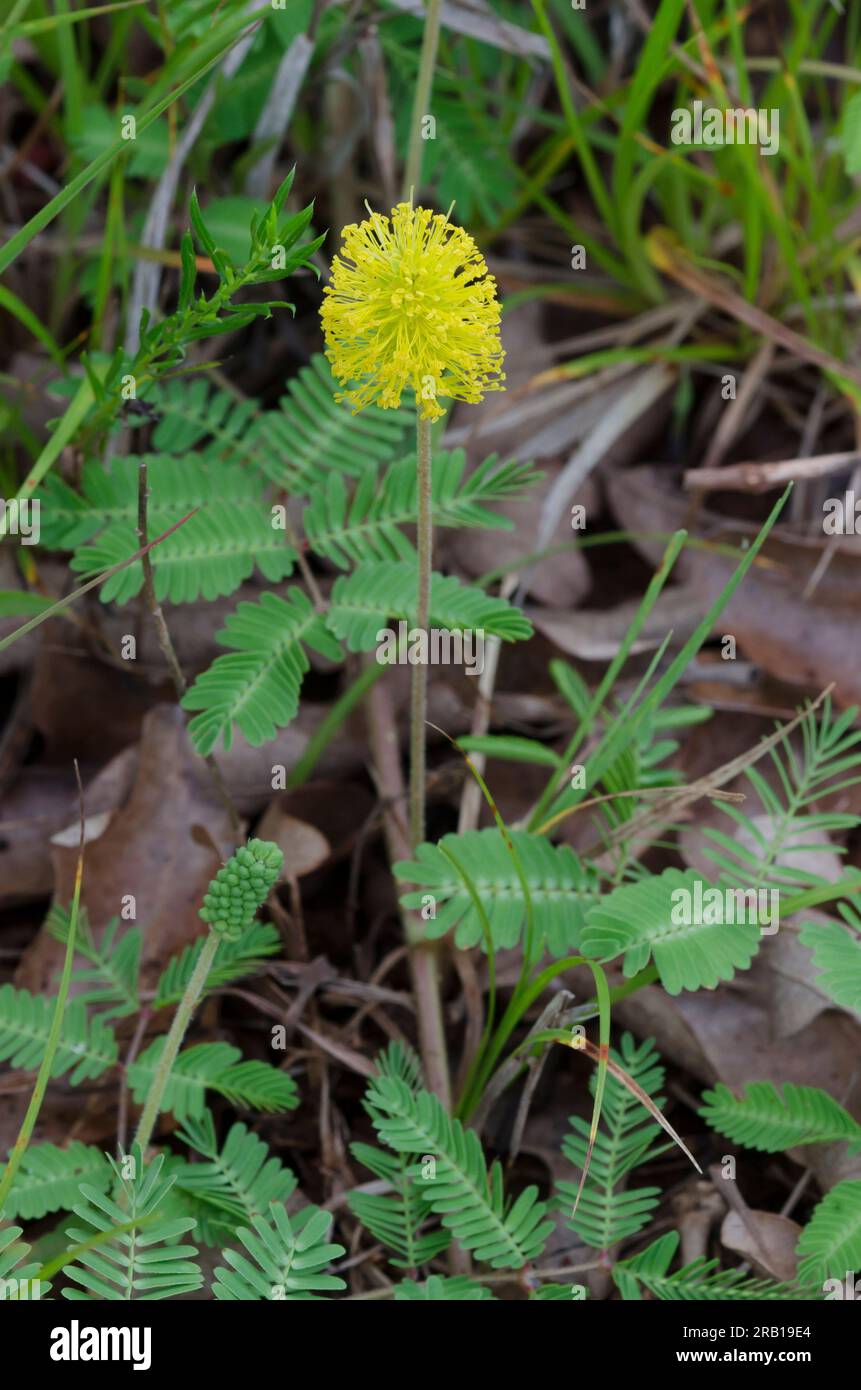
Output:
251 352 415 492
394 1275 494 1300
703 696 861 893
183 560 530 755
344 1045 450 1273
63 1147 201 1301
303 450 537 569
46 908 140 1021
557 1034 668 1250
327 561 533 650
182 588 342 754
165 1112 298 1244
700 1081 861 1154
421 98 519 223
613 1232 815 1302
395 827 600 955
799 913 861 1015
37 454 294 606
365 1072 553 1270
0 984 118 1083
47 907 280 1020
796 1180 861 1284
0 1225 47 1300
213 1203 346 1301
128 1040 298 1122
154 922 281 1008
580 867 761 994
0 1142 112 1222
347 1143 450 1270
147 376 259 457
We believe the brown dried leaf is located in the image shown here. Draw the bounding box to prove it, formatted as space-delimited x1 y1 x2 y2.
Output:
15 704 235 993
256 804 331 879
720 1209 801 1282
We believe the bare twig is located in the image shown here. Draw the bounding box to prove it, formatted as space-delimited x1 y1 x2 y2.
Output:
685 450 860 494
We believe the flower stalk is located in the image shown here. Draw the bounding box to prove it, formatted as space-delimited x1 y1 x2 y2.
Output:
133 931 218 1157
409 414 433 852
321 199 505 1110
134 839 282 1153
406 411 451 1107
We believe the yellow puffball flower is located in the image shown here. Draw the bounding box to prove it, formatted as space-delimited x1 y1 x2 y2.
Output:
321 202 505 421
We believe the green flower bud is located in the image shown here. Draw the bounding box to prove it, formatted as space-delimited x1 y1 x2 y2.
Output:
199 838 283 941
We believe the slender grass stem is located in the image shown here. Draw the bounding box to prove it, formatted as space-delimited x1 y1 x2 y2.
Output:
0 767 84 1211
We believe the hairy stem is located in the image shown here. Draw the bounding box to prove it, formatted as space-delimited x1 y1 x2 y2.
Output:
133 932 218 1155
402 0 443 201
366 673 451 1109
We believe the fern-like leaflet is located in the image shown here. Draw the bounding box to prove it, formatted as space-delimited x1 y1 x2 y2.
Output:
62 1146 201 1301
183 562 530 754
0 1225 46 1300
558 1034 669 1250
38 455 294 606
800 903 861 1015
796 1180 861 1284
165 1110 297 1243
181 589 342 754
365 1071 553 1269
250 352 415 491
304 451 538 569
396 827 600 955
703 695 861 894
153 921 280 1008
326 561 532 650
0 1142 112 1222
47 906 140 1020
700 1081 861 1154
394 1274 493 1300
213 1204 346 1300
348 1143 450 1271
580 867 761 994
613 1232 815 1301
0 984 118 1082
127 1039 298 1121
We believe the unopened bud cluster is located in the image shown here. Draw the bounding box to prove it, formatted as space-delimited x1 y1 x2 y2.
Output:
200 839 283 941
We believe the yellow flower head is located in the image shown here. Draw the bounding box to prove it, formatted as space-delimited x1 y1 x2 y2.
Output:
321 202 505 421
